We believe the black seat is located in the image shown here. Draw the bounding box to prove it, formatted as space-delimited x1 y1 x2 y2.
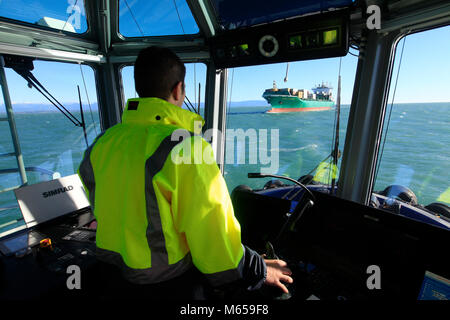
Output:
231 186 292 253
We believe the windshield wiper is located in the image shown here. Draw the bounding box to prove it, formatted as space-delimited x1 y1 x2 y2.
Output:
3 55 89 147
14 68 82 127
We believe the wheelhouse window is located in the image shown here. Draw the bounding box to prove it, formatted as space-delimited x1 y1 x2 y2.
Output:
118 0 199 37
121 63 207 117
0 60 99 235
372 26 450 223
222 54 357 193
210 0 356 30
0 0 88 34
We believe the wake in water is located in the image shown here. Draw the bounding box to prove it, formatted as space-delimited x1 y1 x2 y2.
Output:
259 144 319 153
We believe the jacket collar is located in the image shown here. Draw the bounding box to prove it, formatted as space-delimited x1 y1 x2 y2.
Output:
122 97 204 134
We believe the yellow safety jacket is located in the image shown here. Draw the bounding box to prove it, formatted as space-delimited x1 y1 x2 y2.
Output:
78 97 265 287
313 161 339 185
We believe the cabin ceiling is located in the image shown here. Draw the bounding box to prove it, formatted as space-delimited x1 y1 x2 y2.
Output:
0 0 448 64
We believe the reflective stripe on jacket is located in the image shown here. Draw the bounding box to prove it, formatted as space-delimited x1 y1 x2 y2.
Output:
78 97 266 288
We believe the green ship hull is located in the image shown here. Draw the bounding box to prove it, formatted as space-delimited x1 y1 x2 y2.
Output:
263 95 334 113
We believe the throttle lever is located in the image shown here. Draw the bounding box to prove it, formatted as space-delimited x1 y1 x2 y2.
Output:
265 241 279 260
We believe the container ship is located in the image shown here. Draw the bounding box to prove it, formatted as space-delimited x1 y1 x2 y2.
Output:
263 81 334 113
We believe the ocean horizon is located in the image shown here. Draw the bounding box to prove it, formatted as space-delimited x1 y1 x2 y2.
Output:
2 101 450 115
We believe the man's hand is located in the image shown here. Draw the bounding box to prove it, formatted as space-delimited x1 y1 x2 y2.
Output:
264 259 293 293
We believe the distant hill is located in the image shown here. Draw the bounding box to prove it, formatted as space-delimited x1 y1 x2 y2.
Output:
228 100 269 107
0 102 99 113
1 100 268 113
194 100 269 108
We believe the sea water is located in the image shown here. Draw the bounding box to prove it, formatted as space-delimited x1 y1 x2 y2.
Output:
0 102 449 232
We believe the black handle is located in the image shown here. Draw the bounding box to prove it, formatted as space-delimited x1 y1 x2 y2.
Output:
247 172 265 178
248 172 316 202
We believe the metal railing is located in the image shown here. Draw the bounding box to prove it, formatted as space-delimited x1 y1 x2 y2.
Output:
0 55 28 193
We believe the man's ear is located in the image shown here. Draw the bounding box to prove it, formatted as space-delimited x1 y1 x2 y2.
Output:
172 81 183 101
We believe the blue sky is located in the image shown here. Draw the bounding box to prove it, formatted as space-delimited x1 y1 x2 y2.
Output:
1 1 449 106
0 0 88 33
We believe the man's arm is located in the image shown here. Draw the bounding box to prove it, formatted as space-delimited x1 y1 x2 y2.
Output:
168 136 292 291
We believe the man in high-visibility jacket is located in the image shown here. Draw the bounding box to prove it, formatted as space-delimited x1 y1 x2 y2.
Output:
312 150 341 185
312 161 338 184
78 46 292 298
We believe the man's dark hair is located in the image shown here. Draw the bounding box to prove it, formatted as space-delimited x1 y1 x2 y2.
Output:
134 46 186 100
